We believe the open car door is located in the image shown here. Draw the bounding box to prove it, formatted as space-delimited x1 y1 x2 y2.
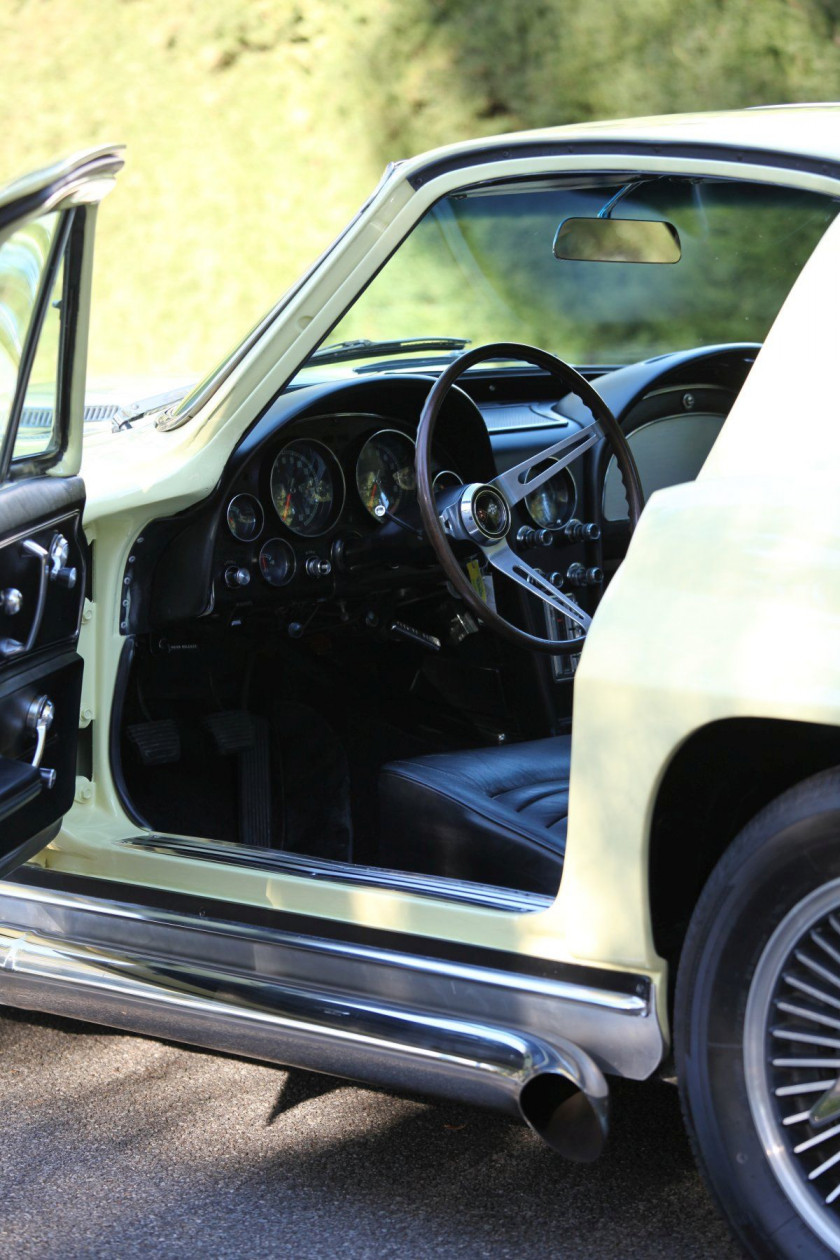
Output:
0 147 123 878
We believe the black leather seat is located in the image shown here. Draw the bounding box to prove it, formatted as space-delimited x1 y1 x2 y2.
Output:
378 736 571 896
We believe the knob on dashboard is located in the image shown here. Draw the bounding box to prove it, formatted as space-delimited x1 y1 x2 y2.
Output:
224 565 251 589
516 526 553 548
566 562 604 588
562 519 601 542
305 556 332 579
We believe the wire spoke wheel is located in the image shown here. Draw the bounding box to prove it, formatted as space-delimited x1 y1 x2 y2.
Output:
746 879 840 1252
675 771 840 1259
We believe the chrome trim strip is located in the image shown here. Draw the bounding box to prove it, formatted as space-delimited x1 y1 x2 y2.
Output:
1 879 644 1011
0 918 611 1153
0 880 665 1080
0 509 81 553
119 834 552 914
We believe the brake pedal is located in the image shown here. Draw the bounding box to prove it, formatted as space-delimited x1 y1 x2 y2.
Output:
204 710 256 756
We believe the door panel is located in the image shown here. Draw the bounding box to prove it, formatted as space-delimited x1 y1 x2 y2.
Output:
0 147 123 876
0 475 86 876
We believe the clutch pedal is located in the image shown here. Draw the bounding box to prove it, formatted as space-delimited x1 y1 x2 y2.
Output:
126 719 181 767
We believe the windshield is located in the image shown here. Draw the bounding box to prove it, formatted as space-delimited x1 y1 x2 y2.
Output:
296 175 837 374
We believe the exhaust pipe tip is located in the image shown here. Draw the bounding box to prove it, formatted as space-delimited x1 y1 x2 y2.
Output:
519 1070 609 1163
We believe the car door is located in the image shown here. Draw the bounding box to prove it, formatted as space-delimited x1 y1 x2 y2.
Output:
0 146 123 878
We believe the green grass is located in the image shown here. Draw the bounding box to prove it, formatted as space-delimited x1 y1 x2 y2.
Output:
0 0 837 381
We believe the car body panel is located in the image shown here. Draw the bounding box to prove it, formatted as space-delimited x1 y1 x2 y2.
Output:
3 110 839 1080
565 208 840 967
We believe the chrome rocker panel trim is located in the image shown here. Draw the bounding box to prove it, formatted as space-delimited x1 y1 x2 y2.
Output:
0 877 666 1158
121 833 554 913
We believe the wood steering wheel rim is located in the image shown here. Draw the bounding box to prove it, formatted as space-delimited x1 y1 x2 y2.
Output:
415 342 644 655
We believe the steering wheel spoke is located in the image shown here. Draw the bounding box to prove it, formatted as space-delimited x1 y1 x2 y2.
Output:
486 543 591 631
414 340 643 654
490 421 601 508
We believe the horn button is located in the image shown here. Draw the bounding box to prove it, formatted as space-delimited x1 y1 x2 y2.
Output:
459 484 511 544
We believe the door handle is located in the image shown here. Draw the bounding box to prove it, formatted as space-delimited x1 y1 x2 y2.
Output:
20 540 49 652
0 540 49 660
0 533 78 662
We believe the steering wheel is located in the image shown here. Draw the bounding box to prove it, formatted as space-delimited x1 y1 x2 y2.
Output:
415 342 644 655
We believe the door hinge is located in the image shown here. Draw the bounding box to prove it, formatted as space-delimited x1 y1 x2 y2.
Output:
74 776 93 804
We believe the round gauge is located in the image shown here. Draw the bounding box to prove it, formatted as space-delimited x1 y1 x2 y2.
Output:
258 538 296 587
432 469 463 494
356 430 417 521
270 439 343 538
226 493 264 542
523 467 576 529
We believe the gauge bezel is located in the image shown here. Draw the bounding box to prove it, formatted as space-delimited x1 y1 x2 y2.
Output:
258 536 297 587
270 438 346 538
356 428 417 522
226 493 264 543
432 469 464 494
523 466 577 530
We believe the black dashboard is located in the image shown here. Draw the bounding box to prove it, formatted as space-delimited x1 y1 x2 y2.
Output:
214 410 469 608
123 344 758 675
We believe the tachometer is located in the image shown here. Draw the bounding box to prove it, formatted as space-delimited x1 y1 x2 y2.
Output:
356 430 416 521
270 440 343 537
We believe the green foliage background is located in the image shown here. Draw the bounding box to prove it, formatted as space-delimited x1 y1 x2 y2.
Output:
0 0 838 379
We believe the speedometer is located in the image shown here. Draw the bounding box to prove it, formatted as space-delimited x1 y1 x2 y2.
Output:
356 430 416 521
270 440 343 537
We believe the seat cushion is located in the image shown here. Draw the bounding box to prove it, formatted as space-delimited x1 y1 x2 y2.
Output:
378 736 571 896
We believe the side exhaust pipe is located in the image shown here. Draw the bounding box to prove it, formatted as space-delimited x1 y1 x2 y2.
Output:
0 923 610 1161
520 1065 609 1163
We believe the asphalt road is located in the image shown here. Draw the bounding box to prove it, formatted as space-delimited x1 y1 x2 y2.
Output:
0 1007 742 1260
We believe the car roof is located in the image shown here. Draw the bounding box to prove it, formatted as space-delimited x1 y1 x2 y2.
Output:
400 104 840 183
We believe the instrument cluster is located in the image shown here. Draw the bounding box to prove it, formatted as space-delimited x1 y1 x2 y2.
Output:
216 417 464 598
216 412 582 602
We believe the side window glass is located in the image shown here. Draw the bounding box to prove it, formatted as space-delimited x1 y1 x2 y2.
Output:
0 212 60 460
13 250 65 461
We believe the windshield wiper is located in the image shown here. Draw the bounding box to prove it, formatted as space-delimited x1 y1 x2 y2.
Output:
114 385 191 431
308 336 470 366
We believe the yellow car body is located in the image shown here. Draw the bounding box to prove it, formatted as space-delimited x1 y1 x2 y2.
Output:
3 105 840 1258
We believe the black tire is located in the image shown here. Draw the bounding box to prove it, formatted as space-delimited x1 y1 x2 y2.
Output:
675 768 840 1259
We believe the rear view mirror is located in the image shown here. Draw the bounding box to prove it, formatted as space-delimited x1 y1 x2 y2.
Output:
553 217 681 264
